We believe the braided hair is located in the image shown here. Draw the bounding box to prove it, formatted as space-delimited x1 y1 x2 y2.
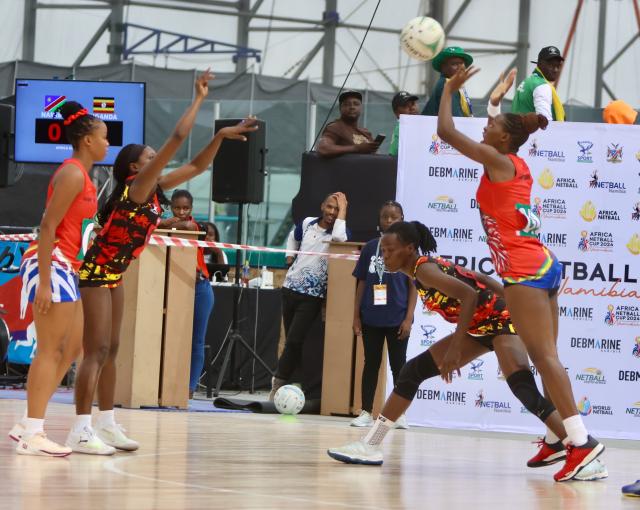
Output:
501 112 548 153
58 101 100 150
98 143 170 225
385 220 437 255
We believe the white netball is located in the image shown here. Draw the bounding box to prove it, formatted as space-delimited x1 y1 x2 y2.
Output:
400 16 446 61
274 384 305 415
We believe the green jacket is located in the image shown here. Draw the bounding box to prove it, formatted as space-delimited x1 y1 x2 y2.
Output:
512 69 560 120
422 75 469 117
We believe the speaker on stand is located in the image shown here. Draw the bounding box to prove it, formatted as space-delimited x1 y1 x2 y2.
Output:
208 118 274 397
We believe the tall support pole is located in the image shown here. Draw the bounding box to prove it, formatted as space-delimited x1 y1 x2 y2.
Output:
322 0 338 86
108 0 125 64
22 0 37 61
594 0 607 107
516 0 531 84
236 0 250 73
425 0 444 95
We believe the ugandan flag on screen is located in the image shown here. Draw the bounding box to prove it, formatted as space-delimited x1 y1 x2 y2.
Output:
93 97 115 113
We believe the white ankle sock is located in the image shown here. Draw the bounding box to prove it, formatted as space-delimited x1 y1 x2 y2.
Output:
363 415 394 446
97 410 116 429
24 417 44 437
19 408 28 428
73 414 93 433
545 428 560 444
563 415 588 446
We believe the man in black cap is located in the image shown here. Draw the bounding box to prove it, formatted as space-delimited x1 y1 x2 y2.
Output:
511 46 565 121
389 91 419 156
317 90 380 158
422 46 474 117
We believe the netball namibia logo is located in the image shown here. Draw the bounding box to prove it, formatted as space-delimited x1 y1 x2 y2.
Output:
537 168 554 190
580 201 597 222
604 305 616 325
577 397 592 416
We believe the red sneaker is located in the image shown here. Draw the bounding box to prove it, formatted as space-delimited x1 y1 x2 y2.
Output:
527 438 566 467
554 436 605 482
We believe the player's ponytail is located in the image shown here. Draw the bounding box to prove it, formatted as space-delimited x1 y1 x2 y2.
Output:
386 221 437 254
502 112 548 153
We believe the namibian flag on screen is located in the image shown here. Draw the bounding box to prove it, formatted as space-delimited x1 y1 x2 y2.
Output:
44 95 66 112
93 97 115 113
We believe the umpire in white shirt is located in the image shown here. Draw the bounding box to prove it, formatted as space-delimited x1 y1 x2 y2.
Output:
269 192 350 400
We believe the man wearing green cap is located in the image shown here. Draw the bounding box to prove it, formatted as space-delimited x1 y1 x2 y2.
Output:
422 46 474 117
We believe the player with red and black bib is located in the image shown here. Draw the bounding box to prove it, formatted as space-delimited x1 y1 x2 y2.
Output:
327 221 603 474
436 66 604 481
66 70 259 455
10 101 108 457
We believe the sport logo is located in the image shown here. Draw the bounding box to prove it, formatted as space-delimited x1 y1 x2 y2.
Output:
606 143 623 163
604 304 616 325
420 324 437 347
537 168 554 189
428 134 459 156
474 390 511 413
628 233 640 255
427 195 458 213
468 359 484 381
608 304 640 326
577 230 614 253
633 336 640 358
626 401 640 418
577 141 594 163
528 139 565 162
575 367 606 385
577 396 592 416
588 169 626 193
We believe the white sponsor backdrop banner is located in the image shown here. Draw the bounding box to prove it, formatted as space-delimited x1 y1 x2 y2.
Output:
388 115 640 440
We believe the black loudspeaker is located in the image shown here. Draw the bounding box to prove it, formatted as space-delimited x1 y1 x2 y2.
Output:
0 104 18 188
211 118 266 204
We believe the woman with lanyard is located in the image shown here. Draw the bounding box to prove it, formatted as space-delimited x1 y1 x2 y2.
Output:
158 189 213 399
350 201 417 429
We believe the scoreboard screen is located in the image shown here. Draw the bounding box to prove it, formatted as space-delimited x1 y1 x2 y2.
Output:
14 79 145 165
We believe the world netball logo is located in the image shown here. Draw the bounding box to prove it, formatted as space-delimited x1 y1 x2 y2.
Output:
604 305 616 326
577 397 592 416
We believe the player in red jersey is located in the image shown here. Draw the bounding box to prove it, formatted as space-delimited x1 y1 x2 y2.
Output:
435 67 604 482
10 101 108 456
65 71 258 455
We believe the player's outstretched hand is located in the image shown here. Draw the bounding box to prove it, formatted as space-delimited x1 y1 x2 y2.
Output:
195 68 215 99
219 117 259 141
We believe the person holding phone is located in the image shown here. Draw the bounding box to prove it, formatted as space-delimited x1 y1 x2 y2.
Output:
317 90 381 158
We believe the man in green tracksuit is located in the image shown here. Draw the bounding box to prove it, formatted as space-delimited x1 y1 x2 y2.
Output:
422 46 474 118
512 46 565 122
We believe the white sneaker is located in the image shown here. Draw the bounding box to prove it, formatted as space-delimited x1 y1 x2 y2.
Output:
8 422 25 442
16 432 72 457
327 440 383 465
350 411 374 427
65 426 116 455
96 424 139 451
394 414 409 430
574 458 608 481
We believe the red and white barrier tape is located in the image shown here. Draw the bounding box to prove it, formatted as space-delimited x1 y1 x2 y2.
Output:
0 233 360 261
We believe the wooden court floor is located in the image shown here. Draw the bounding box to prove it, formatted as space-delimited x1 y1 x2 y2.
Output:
0 398 638 510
